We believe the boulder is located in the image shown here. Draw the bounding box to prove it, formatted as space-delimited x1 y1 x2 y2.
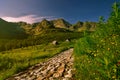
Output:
52 40 58 45
66 39 70 42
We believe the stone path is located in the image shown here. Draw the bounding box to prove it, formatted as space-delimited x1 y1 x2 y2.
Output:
6 48 74 80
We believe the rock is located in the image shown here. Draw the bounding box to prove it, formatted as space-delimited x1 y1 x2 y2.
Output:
37 76 44 80
64 69 72 78
57 63 65 76
30 76 36 80
52 40 58 45
41 69 48 75
66 39 70 42
53 72 60 78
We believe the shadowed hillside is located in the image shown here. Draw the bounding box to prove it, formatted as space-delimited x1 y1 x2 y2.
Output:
0 18 28 39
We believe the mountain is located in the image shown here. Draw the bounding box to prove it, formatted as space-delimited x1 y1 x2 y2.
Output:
71 21 97 31
0 18 97 39
51 18 71 29
30 19 55 35
18 19 97 35
20 19 72 35
70 21 83 30
0 18 28 39
81 21 97 31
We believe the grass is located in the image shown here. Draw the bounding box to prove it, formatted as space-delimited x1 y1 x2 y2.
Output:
74 21 120 80
74 29 120 80
74 2 120 79
0 40 76 80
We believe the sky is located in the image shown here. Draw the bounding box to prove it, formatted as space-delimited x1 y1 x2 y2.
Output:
0 0 118 24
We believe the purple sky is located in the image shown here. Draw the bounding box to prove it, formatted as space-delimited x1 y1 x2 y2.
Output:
0 0 118 24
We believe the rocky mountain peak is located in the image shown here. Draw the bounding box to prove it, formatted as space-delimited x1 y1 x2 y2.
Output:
38 19 54 29
52 18 71 29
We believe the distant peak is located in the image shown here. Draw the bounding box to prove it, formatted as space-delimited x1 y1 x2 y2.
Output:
56 18 65 21
76 21 83 24
42 19 48 21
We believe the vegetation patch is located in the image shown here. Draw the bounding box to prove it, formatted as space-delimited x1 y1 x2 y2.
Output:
74 2 120 80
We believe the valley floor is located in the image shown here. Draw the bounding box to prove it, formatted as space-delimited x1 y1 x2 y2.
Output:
6 48 74 80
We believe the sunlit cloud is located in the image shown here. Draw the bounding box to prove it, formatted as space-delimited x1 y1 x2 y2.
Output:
1 15 56 24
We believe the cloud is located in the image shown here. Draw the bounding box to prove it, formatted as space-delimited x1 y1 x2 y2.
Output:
1 15 56 24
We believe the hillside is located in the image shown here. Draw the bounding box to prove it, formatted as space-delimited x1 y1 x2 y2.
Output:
71 21 97 31
0 18 28 39
31 19 55 35
51 18 71 29
19 18 72 35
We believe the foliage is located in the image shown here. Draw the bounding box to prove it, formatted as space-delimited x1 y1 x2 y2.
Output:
74 2 120 80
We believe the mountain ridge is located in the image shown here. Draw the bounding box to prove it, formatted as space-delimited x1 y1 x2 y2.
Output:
0 18 97 38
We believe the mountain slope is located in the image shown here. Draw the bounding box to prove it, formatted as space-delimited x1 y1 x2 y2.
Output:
31 19 55 35
0 18 28 39
71 21 97 31
20 19 72 35
52 18 71 29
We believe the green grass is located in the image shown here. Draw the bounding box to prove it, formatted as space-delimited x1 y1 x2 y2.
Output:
74 2 120 80
0 40 76 80
74 28 120 80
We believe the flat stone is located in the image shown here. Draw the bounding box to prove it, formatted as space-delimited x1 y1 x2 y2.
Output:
53 73 60 78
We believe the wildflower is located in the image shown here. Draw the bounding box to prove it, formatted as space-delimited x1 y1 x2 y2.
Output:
107 48 110 51
111 42 115 45
94 54 97 57
112 75 116 79
97 44 99 47
101 39 104 42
